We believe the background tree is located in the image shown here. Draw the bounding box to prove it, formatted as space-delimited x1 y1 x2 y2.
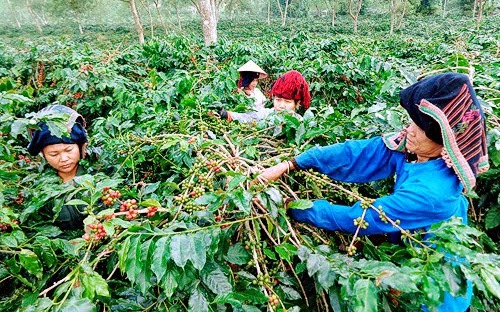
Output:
47 0 98 34
348 0 363 33
6 0 21 28
473 0 487 29
390 0 407 34
276 0 290 26
166 0 185 31
191 0 218 45
128 0 145 44
25 0 46 33
324 0 337 27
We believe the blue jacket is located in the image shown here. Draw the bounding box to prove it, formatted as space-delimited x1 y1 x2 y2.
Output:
290 136 472 311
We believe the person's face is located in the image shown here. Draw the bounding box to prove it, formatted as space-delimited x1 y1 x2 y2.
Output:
273 97 297 112
405 122 442 157
42 143 83 176
248 79 258 90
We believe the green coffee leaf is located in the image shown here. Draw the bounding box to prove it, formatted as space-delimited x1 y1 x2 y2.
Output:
288 199 313 210
19 249 42 279
352 279 377 312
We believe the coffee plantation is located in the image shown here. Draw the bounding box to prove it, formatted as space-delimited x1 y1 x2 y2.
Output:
0 11 499 312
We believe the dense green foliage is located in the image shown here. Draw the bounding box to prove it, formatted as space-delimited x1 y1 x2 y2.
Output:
1 13 499 312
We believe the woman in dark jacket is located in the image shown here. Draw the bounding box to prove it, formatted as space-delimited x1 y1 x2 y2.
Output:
27 105 89 229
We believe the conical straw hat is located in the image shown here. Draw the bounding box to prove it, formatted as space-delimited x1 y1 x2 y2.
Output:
237 60 268 79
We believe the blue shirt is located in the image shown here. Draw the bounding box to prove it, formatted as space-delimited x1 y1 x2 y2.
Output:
291 136 467 234
290 136 472 311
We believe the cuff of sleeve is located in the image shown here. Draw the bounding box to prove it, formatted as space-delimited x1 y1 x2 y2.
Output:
290 158 301 170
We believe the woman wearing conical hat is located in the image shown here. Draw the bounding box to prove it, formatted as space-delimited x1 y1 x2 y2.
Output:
237 60 268 111
219 69 311 123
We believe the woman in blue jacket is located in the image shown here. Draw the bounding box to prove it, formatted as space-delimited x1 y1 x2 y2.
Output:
259 73 489 311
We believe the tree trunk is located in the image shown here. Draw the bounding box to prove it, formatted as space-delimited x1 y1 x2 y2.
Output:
348 0 363 34
129 0 145 44
174 4 182 31
390 0 395 35
324 0 336 27
7 0 21 28
282 0 289 27
78 22 83 34
197 0 217 46
275 0 284 25
442 0 447 17
476 0 484 30
153 0 168 35
267 0 271 26
331 7 336 27
390 0 406 34
40 11 49 25
397 1 407 30
26 0 42 33
138 0 154 39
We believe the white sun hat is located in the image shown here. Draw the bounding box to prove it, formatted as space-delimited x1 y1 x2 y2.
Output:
237 60 268 79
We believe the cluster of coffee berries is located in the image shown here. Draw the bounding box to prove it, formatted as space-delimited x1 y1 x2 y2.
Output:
206 160 221 173
378 206 389 223
18 154 31 163
253 273 272 287
83 223 107 241
199 123 209 133
147 206 158 217
197 174 214 190
353 217 369 229
360 199 375 209
189 187 205 198
104 214 116 220
187 137 197 144
355 90 364 103
72 92 84 99
346 245 357 256
303 170 328 188
15 192 24 204
268 294 279 309
184 201 203 213
189 159 205 175
174 193 189 204
244 239 258 250
120 199 138 212
125 209 139 220
182 180 195 190
0 223 11 231
37 62 45 88
101 187 121 206
79 64 93 74
0 220 17 232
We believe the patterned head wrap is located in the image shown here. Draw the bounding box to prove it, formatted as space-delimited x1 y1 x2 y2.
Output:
383 73 489 192
270 70 311 109
27 105 88 156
